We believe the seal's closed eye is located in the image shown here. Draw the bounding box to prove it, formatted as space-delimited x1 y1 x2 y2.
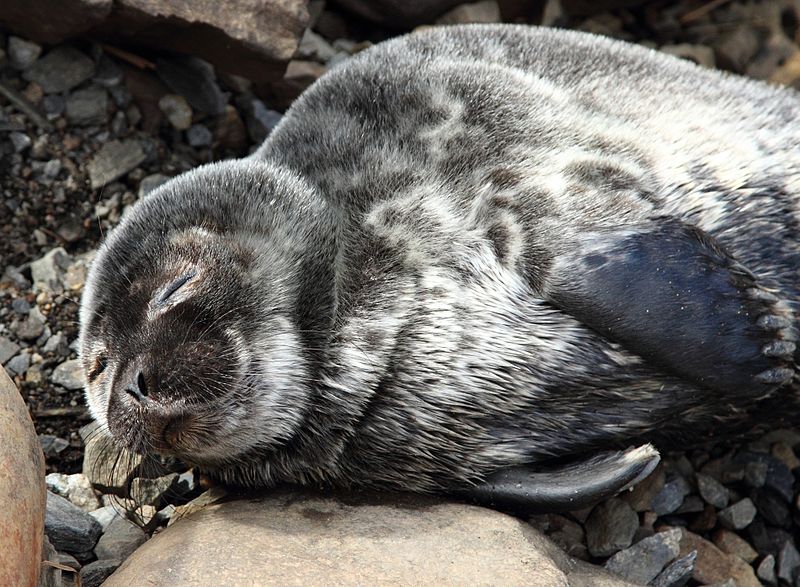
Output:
155 271 197 306
88 356 107 382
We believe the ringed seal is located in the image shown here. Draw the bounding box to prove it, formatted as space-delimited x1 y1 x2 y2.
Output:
79 25 800 512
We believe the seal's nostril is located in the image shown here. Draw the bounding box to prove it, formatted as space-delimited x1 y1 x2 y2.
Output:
126 370 150 403
137 371 149 398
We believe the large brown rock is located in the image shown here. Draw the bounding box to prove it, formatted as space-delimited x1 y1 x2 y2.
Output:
0 0 309 81
106 490 638 586
0 366 46 587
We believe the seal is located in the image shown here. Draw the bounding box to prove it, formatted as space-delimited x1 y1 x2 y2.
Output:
79 24 800 512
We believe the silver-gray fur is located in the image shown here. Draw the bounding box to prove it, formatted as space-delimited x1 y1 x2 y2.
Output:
79 25 800 496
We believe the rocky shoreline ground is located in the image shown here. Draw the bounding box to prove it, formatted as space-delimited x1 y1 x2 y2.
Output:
2 1 800 585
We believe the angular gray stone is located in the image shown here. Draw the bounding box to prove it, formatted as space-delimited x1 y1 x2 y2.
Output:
89 505 124 531
296 29 336 63
651 475 690 515
0 337 21 365
104 490 638 586
5 352 30 376
436 0 502 25
87 139 146 189
7 36 42 69
30 247 69 292
335 0 466 27
22 46 95 93
138 173 170 197
51 359 85 390
585 498 639 558
94 517 146 561
80 559 121 587
14 310 45 340
9 131 32 153
605 528 682 584
155 56 226 115
44 491 102 555
651 551 696 587
66 85 109 126
777 540 800 584
697 473 729 509
717 498 757 530
38 434 69 457
756 554 776 585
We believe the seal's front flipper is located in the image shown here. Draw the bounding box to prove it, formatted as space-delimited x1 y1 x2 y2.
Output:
457 445 660 514
546 218 796 396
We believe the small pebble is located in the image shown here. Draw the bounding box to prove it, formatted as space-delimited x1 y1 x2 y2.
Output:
7 36 42 69
79 559 120 587
652 476 691 516
186 123 213 147
605 528 681 584
756 554 777 585
697 473 729 509
651 550 696 587
717 498 757 530
777 540 800 584
94 517 147 561
50 359 86 390
585 498 638 557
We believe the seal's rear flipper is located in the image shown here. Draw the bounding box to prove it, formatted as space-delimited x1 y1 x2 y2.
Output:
456 444 660 514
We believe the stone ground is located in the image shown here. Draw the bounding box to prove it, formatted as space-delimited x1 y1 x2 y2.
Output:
2 0 800 586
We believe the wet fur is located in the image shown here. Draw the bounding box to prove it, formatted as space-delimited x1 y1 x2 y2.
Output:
80 25 800 493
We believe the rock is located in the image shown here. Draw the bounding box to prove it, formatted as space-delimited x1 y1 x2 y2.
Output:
560 0 649 16
697 473 729 509
0 337 21 365
651 475 690 515
735 452 793 502
87 139 146 189
756 554 777 585
138 173 170 197
14 307 46 340
81 422 142 493
9 131 32 153
130 473 179 506
38 434 69 457
169 487 228 525
94 517 146 561
437 0 502 24
713 529 758 563
0 1 112 43
42 331 69 357
743 460 768 488
22 46 95 93
585 498 639 557
51 359 86 390
186 123 212 147
42 94 65 119
45 473 100 512
262 59 326 109
66 85 109 126
105 490 637 586
0 366 46 586
157 94 193 130
755 488 790 527
31 247 70 293
80 559 121 587
7 35 42 69
605 528 682 584
770 441 800 470
44 491 102 556
335 0 465 27
39 534 61 587
237 96 282 143
296 29 337 63
717 498 756 530
93 54 124 88
529 513 586 559
11 298 31 314
89 505 124 531
713 25 762 73
5 352 30 376
155 57 226 115
677 528 760 587
214 104 247 154
777 540 800 584
651 551 696 587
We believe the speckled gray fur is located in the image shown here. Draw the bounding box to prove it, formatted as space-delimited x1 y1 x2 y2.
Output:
80 25 800 493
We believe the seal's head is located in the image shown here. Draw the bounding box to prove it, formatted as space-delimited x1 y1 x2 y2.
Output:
79 159 322 467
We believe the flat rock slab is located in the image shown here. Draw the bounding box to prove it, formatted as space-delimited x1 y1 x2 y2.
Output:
106 490 638 586
0 365 45 586
0 0 308 81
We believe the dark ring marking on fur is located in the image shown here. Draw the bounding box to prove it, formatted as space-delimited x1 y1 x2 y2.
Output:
758 315 792 330
762 341 796 358
754 367 795 385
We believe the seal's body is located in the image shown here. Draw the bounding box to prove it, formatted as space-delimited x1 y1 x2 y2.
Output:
80 26 800 507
